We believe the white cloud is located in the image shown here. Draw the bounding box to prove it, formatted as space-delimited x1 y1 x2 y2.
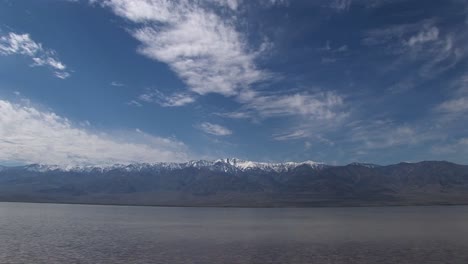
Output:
137 89 195 107
159 93 196 107
318 41 348 64
221 90 348 142
357 0 404 9
127 100 143 107
406 27 439 46
364 19 466 81
259 0 289 7
32 57 66 70
432 138 468 155
234 91 347 120
0 99 189 165
331 0 352 11
98 0 268 97
435 73 468 115
0 32 40 56
436 97 468 114
110 81 125 87
456 74 468 94
337 45 348 52
54 71 71 79
0 32 70 79
273 129 308 141
217 111 252 119
97 0 349 137
210 0 240 10
349 120 439 150
198 122 232 136
363 20 437 47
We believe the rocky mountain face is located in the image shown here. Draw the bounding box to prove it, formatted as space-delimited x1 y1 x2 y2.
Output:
0 159 467 207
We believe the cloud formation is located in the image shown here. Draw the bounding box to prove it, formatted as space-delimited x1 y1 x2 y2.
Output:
331 0 352 11
365 20 465 78
432 138 468 155
198 122 232 136
437 98 468 114
110 81 125 87
223 91 349 137
137 89 196 107
0 32 70 79
435 74 468 116
406 27 439 46
96 0 350 140
0 99 189 165
245 91 346 119
98 0 268 97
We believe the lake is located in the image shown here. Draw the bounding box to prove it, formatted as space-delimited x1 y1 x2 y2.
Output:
1 202 468 263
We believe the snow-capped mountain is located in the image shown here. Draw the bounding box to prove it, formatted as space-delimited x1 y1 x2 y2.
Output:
21 158 328 174
1 160 467 207
209 158 326 173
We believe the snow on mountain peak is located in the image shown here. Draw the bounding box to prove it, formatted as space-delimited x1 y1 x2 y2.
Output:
15 158 327 173
208 158 326 172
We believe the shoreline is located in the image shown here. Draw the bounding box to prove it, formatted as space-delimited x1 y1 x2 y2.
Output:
2 199 468 209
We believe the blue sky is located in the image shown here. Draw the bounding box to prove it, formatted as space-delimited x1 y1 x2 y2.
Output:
0 0 467 166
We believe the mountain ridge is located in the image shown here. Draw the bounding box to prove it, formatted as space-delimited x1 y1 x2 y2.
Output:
1 160 467 207
8 158 462 173
7 158 328 173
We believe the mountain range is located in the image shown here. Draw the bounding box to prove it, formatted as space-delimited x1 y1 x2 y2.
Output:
1 158 468 207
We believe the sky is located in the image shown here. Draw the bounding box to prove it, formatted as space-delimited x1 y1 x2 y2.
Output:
0 0 467 166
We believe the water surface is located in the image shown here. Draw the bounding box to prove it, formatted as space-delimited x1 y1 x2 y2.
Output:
1 202 468 263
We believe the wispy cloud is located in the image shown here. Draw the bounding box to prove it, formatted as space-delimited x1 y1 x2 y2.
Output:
358 0 404 9
363 18 467 89
363 20 435 47
263 0 289 7
97 0 350 134
406 26 439 46
432 138 468 155
110 81 125 87
98 0 269 97
348 120 439 150
343 70 468 158
225 91 348 121
318 40 349 64
0 99 190 165
0 32 70 79
210 0 241 10
126 100 143 107
331 0 352 12
137 89 196 107
436 97 468 114
435 73 468 115
54 72 71 79
218 89 349 144
248 91 346 119
273 129 308 141
198 122 232 136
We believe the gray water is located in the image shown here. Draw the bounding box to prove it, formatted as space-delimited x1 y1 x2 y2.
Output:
1 203 468 264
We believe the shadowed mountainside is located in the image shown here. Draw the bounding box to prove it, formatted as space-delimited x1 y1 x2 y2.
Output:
0 160 467 207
